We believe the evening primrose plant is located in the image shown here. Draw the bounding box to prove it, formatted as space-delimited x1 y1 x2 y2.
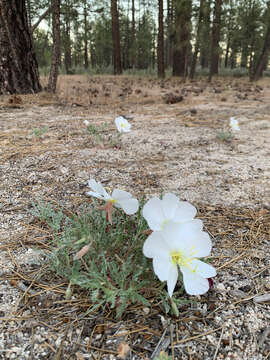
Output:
33 182 216 318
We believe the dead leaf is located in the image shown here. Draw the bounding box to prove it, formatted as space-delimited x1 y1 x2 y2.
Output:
117 342 130 359
74 244 91 260
76 352 84 360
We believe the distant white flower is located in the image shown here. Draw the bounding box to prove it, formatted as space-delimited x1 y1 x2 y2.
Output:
84 120 90 126
87 179 138 222
142 193 200 231
115 116 131 133
143 222 216 297
230 117 240 132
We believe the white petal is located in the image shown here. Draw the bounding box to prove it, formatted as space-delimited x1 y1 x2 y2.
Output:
173 201 197 223
86 191 106 200
153 255 171 281
191 259 216 278
161 193 179 219
163 221 211 257
161 222 185 251
187 231 212 258
115 116 131 133
117 198 139 215
112 189 132 200
115 116 123 132
167 265 178 297
180 260 216 295
143 231 170 259
181 267 210 295
142 197 165 231
87 179 110 199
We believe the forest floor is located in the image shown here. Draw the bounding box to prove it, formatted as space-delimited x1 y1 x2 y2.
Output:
0 75 269 360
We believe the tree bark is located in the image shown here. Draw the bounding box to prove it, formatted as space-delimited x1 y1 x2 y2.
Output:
63 0 72 74
208 0 223 82
131 0 136 68
111 0 122 74
83 0 89 69
47 0 61 93
251 12 270 81
0 0 41 94
172 0 192 77
165 0 173 68
189 0 205 79
157 0 165 78
200 0 211 68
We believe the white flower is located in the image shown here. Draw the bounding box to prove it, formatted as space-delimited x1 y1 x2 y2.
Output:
143 222 216 297
87 179 138 220
229 117 240 132
84 120 90 126
142 193 200 231
115 116 131 133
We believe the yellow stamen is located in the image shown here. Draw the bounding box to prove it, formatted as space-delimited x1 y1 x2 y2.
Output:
170 250 194 271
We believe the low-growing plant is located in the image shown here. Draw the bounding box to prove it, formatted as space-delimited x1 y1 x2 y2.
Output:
32 200 167 318
217 130 234 142
31 126 49 139
154 351 172 360
32 181 216 319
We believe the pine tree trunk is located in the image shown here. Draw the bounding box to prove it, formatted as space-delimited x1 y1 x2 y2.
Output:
157 0 165 78
63 0 72 74
224 35 230 68
172 0 192 77
189 0 205 79
0 0 41 94
47 0 60 93
208 0 222 82
131 0 136 68
200 0 211 68
83 0 89 69
111 0 122 75
165 0 173 68
251 19 270 81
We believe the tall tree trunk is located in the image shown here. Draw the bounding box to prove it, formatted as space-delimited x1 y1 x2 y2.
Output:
131 0 136 68
111 0 122 74
208 0 222 82
165 0 174 68
190 0 205 79
224 35 230 68
158 0 165 78
251 10 270 81
47 0 60 93
200 0 211 68
63 0 72 74
83 0 89 69
172 0 192 77
0 0 41 94
26 0 31 28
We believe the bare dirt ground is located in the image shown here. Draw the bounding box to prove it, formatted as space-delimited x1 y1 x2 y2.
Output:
0 75 269 359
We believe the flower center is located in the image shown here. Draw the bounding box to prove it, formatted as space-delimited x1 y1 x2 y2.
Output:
170 249 197 272
161 219 169 230
171 250 186 266
121 122 127 128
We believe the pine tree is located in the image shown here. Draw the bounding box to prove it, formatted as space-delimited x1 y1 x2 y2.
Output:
0 0 41 94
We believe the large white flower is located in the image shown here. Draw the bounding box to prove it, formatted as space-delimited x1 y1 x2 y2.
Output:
142 193 200 231
87 179 138 222
143 222 216 297
229 117 240 132
115 116 131 133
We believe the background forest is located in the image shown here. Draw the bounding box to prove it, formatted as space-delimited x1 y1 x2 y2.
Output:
29 0 270 81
